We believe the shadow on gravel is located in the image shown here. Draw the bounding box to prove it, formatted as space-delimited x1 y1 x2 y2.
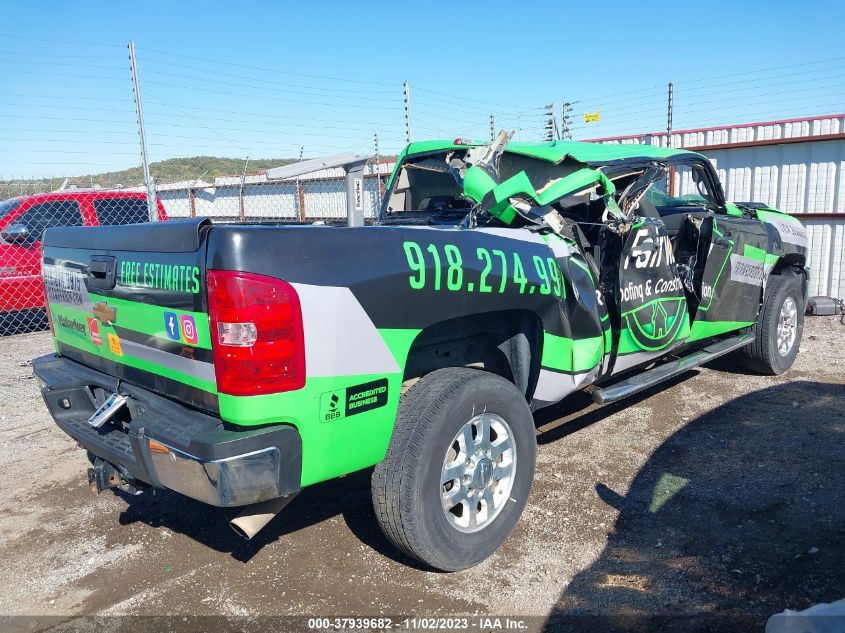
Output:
543 380 845 633
113 372 703 568
115 466 423 565
534 372 697 445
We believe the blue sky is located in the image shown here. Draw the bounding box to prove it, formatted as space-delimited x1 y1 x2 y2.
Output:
1 0 844 178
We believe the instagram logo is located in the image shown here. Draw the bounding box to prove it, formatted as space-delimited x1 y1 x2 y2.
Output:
179 315 198 345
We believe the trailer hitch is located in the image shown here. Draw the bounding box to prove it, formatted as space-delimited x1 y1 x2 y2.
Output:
87 457 147 496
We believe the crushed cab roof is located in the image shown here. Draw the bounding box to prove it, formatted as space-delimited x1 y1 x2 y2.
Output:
401 139 701 165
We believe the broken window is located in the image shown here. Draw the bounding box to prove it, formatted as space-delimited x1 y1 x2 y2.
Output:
646 162 717 215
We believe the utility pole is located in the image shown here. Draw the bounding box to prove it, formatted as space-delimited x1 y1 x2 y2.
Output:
128 41 156 221
374 132 383 200
238 156 250 222
666 81 674 149
543 103 559 141
295 147 306 222
403 81 412 143
561 102 573 140
489 114 495 141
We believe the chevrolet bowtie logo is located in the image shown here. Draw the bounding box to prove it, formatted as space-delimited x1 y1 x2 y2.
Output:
92 301 117 326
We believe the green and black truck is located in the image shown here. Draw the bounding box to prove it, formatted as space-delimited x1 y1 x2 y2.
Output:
34 135 809 570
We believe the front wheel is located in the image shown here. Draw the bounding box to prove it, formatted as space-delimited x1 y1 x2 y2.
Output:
740 275 804 375
371 367 536 571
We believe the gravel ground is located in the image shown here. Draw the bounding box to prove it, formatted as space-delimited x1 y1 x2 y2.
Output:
0 318 843 631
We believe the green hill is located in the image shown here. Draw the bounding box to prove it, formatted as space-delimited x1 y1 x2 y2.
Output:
75 156 300 187
0 156 299 195
1 155 394 198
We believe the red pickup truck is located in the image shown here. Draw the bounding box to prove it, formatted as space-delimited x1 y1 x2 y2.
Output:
0 190 167 318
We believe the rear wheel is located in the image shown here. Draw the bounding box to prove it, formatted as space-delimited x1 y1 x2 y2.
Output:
371 367 536 571
740 275 804 375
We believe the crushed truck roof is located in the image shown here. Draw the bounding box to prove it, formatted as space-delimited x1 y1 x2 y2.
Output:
401 139 701 164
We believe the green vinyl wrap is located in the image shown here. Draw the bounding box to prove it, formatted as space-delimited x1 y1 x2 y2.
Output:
50 289 423 488
541 332 604 374
217 327 420 487
48 297 216 393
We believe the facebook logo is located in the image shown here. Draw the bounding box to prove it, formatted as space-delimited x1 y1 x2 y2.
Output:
163 312 180 341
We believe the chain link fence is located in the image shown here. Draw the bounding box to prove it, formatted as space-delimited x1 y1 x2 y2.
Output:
156 166 386 222
0 163 388 350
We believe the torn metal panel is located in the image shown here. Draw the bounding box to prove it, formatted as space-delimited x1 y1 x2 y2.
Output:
458 131 627 231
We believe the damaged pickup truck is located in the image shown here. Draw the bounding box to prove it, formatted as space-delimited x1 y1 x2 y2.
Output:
33 133 808 571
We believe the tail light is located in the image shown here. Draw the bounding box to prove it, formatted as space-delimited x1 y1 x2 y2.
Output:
207 270 305 396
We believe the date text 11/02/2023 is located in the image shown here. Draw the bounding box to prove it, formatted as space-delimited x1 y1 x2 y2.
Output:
402 240 565 297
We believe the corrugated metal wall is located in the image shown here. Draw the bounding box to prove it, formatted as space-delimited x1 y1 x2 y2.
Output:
804 218 845 299
706 140 845 299
594 115 845 150
705 140 845 213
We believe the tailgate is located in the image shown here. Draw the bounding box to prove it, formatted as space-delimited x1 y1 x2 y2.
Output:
41 218 218 412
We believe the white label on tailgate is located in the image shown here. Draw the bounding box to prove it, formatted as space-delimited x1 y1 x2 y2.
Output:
42 263 91 309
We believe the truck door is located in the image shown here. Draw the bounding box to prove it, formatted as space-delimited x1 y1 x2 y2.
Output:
610 171 691 375
647 159 769 339
692 213 769 334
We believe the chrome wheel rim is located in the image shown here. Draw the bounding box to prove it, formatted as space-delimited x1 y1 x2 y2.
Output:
440 413 516 533
776 296 798 356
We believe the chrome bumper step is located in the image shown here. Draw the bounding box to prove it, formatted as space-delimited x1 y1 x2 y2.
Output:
588 333 754 405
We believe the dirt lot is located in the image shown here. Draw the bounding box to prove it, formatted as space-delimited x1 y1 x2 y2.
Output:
0 318 843 631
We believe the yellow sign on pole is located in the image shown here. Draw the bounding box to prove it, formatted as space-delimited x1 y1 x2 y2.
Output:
583 111 601 123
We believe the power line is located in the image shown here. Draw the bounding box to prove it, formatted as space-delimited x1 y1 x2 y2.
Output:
575 54 845 104
0 66 128 82
676 73 845 104
0 101 135 115
143 79 403 110
0 113 135 124
142 109 404 134
0 56 125 71
4 92 133 103
138 46 396 87
680 54 845 86
411 85 536 111
0 49 124 60
143 95 404 127
0 33 124 49
139 57 397 96
0 148 139 155
141 68 398 103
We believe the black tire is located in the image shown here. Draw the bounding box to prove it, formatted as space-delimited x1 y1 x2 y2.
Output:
740 275 804 375
371 367 536 571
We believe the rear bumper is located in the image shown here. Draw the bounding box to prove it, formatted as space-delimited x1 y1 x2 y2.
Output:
32 354 302 507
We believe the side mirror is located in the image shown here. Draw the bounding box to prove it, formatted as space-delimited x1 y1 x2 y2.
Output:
0 223 33 245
